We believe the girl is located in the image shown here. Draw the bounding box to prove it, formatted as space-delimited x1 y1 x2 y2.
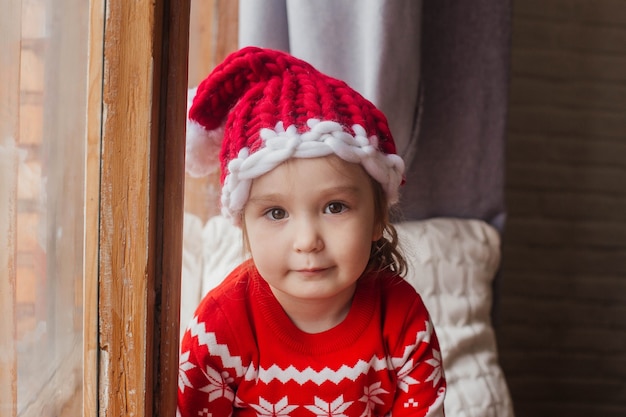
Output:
179 47 446 417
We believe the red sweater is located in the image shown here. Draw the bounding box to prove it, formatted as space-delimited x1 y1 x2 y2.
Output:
178 261 446 417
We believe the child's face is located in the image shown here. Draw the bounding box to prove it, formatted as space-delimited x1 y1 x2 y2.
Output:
243 155 382 308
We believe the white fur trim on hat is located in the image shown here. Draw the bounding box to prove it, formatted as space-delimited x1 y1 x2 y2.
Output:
221 119 405 225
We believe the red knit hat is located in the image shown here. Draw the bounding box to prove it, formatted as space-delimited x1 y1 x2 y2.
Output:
186 46 405 224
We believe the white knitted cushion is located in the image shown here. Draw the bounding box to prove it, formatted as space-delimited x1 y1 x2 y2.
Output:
396 218 514 417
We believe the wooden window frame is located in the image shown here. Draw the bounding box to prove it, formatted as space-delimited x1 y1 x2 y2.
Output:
89 0 189 415
2 0 190 415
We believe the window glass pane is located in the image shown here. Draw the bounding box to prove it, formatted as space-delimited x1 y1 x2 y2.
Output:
13 0 88 415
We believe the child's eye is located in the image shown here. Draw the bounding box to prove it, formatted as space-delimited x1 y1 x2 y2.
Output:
265 208 287 220
325 202 347 214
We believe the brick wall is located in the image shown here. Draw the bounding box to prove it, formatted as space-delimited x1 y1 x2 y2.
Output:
498 1 626 416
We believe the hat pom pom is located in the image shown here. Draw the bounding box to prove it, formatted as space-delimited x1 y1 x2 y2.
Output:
186 121 223 177
185 87 223 177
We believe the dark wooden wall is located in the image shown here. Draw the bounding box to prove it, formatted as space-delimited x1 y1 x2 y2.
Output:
498 1 626 416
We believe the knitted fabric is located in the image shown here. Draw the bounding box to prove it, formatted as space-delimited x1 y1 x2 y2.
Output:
186 47 405 224
178 261 446 417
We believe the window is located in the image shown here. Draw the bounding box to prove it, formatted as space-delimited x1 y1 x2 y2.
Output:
0 0 189 415
1 1 88 415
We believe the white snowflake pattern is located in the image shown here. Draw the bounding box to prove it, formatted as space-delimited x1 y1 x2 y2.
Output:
179 350 196 393
249 396 298 417
404 398 419 408
417 320 433 345
199 365 235 402
358 382 388 417
396 359 420 393
425 349 443 387
305 395 353 417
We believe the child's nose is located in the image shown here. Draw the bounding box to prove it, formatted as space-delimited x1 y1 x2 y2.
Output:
292 217 324 253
